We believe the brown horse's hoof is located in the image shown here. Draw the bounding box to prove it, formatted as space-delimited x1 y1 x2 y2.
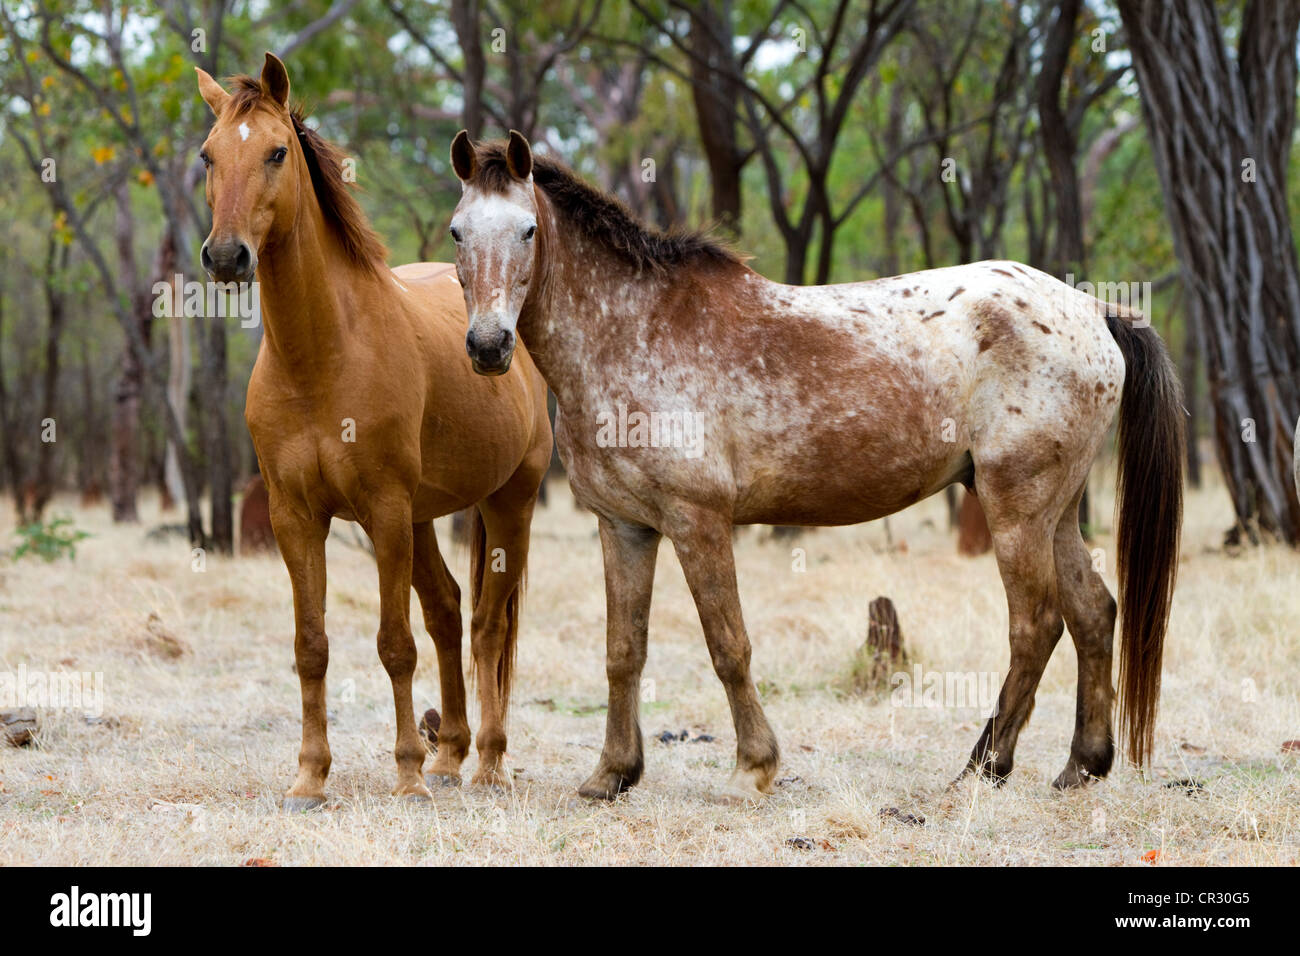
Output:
394 781 434 801
471 779 509 795
282 795 326 813
425 772 462 789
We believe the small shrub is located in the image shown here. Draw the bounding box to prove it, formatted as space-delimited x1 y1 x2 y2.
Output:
12 516 91 562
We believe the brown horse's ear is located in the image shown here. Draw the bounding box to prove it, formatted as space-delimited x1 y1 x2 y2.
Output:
506 129 533 180
450 130 477 182
261 52 290 108
196 67 231 116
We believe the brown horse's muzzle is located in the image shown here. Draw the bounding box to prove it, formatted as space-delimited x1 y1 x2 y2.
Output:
201 236 258 284
466 325 515 376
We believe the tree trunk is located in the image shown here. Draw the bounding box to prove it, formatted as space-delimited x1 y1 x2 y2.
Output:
450 0 486 139
1182 291 1203 488
880 81 906 276
783 231 811 285
1117 0 1300 543
687 0 745 234
957 489 993 556
1037 0 1085 281
76 340 102 499
0 244 20 519
202 311 234 554
159 235 189 512
109 180 144 524
31 236 69 522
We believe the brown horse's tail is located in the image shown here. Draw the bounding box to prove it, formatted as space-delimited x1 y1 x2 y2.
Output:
467 506 524 720
1106 312 1185 767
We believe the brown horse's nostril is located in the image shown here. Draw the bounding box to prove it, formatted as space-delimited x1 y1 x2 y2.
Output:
203 237 257 282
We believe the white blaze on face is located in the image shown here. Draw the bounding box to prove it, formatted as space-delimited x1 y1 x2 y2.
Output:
238 122 250 142
451 189 537 337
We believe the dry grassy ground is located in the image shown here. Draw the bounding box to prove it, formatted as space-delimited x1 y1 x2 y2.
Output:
1 459 1296 866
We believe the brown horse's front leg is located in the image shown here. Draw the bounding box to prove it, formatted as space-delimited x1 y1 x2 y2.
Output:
578 516 661 800
412 521 470 786
270 502 332 812
366 498 432 801
669 509 780 803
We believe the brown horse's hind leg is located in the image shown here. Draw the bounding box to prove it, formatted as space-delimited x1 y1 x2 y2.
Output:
412 521 470 786
669 508 779 803
270 502 332 811
365 497 432 801
963 474 1067 784
469 488 538 788
578 516 660 800
1052 487 1118 789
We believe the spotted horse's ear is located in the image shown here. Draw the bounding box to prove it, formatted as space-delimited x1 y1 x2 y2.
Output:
505 129 532 180
451 130 477 182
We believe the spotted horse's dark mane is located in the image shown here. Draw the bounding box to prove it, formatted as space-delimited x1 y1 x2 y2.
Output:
471 141 740 273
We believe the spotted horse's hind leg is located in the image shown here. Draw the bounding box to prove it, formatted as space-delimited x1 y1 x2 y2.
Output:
1050 484 1118 789
957 456 1072 786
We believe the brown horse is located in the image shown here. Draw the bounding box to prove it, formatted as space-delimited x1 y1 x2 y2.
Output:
448 130 1184 802
196 57 552 810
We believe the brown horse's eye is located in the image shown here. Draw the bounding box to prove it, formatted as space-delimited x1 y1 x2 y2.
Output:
522 225 536 241
199 151 211 168
270 146 288 164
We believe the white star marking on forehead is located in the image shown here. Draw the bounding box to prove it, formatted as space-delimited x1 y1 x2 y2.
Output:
458 193 535 232
238 122 250 142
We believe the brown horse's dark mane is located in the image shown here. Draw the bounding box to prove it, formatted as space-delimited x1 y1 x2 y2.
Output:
225 76 387 274
472 141 740 273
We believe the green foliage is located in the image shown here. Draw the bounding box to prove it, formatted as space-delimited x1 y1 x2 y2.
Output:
11 516 91 563
0 0 1293 493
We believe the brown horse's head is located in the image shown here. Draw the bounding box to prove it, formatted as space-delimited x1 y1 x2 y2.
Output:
195 54 300 283
449 129 539 376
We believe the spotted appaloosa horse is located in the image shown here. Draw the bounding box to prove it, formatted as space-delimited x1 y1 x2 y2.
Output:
196 57 552 809
447 130 1184 803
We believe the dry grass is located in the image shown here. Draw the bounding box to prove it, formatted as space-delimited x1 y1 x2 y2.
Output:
1 459 1296 866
